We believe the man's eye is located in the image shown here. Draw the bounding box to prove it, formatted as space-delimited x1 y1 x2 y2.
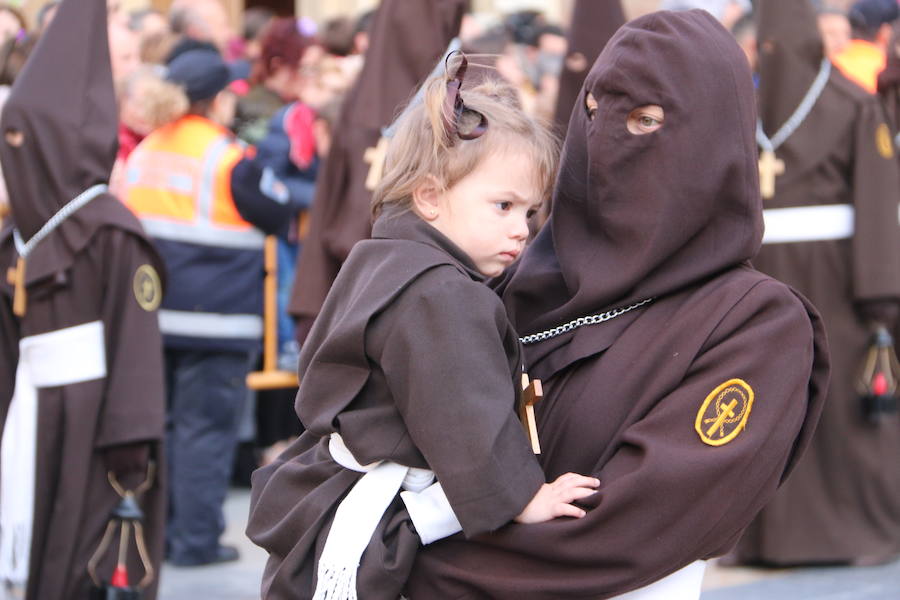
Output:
640 116 659 128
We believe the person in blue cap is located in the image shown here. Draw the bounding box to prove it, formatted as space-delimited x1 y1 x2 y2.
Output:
123 46 296 567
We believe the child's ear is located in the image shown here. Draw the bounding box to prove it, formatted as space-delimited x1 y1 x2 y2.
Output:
412 175 442 221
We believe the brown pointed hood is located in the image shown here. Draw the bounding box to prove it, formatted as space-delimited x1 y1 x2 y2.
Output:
756 0 825 134
553 0 626 133
0 0 149 285
503 10 763 340
345 0 468 131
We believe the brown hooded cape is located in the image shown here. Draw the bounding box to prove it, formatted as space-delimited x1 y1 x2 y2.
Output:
287 0 466 342
248 209 545 599
552 0 626 134
0 0 166 597
405 11 829 598
732 0 900 566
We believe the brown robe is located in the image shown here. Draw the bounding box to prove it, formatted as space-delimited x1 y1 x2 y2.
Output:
0 0 166 597
406 11 829 598
733 0 900 566
248 210 545 600
287 0 466 342
0 227 167 600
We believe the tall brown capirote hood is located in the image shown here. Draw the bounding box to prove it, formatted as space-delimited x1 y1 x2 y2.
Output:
0 0 149 290
553 0 626 133
345 0 467 130
757 0 825 133
0 0 118 241
503 10 763 337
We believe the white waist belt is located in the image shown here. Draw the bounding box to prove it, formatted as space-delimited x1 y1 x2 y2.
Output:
314 433 462 600
762 204 853 244
0 321 106 586
610 560 706 600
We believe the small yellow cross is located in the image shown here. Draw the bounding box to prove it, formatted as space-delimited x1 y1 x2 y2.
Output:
363 137 390 191
758 150 785 200
706 399 738 439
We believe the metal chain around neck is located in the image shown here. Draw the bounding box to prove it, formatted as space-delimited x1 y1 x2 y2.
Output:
756 58 831 153
12 184 108 259
519 297 654 345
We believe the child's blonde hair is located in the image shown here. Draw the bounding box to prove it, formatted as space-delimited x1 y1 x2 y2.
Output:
121 65 190 131
372 56 559 218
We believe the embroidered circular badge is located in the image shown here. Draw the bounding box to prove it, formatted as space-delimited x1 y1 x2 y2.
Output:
876 123 894 159
695 379 754 447
133 264 162 312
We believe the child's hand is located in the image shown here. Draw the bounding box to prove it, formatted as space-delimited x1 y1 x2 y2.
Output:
514 473 600 524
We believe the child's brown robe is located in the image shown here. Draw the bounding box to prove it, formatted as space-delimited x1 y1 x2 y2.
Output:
248 209 545 600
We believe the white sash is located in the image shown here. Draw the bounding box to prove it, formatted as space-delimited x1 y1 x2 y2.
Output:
0 321 106 587
762 204 854 244
314 433 462 600
610 561 706 600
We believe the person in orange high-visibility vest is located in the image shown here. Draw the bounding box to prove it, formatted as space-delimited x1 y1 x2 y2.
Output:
832 0 899 93
123 46 296 567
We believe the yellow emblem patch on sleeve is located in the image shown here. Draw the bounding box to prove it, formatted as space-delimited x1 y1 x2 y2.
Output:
876 123 895 159
695 379 754 446
133 264 162 312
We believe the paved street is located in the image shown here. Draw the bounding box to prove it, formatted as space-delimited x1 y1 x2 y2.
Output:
158 489 900 599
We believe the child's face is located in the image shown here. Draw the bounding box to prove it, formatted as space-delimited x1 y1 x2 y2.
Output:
426 150 541 277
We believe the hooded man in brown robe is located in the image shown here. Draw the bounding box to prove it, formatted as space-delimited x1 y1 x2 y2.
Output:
404 10 829 598
0 0 166 598
552 0 625 134
730 0 900 567
287 0 467 343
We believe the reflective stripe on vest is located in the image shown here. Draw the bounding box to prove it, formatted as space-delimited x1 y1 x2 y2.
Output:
125 118 264 251
762 204 854 244
158 309 263 339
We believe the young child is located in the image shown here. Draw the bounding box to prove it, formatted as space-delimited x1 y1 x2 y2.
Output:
247 55 599 600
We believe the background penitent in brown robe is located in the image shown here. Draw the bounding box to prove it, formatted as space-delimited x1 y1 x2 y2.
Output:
733 0 900 566
405 11 829 598
287 0 466 342
0 0 166 597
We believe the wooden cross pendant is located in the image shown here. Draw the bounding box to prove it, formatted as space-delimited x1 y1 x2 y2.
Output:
520 373 543 455
363 136 390 191
6 257 25 316
758 150 785 200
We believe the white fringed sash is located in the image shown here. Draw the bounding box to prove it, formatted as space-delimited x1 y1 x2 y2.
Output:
314 433 462 600
0 321 106 587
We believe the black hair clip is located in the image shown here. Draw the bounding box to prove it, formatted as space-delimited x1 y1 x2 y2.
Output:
442 51 488 145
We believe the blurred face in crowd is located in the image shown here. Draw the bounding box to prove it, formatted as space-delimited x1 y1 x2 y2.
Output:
107 0 127 27
135 11 169 40
109 23 141 88
818 12 851 56
195 0 232 53
0 9 22 43
415 150 541 278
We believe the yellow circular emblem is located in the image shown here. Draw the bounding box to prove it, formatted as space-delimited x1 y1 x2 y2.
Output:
876 123 895 159
133 264 162 312
695 379 754 447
